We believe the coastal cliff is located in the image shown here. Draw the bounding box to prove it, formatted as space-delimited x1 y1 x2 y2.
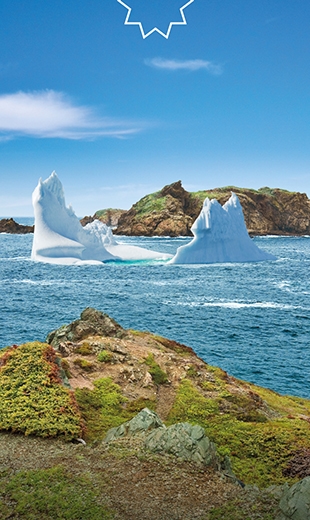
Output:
114 181 310 237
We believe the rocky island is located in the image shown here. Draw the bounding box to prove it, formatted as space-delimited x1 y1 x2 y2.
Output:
0 217 34 234
113 181 310 237
1 308 310 519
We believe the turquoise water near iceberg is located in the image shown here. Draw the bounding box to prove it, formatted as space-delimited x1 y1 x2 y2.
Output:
1 221 310 399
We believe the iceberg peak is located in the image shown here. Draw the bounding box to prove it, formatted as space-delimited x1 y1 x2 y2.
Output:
31 172 172 265
170 193 276 264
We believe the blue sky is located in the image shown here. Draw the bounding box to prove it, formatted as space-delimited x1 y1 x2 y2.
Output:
0 0 310 216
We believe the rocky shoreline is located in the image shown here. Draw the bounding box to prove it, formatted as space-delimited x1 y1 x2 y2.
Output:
0 217 34 234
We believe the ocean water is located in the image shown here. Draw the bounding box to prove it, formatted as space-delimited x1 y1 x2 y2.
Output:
1 219 310 399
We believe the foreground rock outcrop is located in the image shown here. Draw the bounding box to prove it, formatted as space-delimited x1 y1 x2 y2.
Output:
114 181 310 236
43 308 310 490
0 218 34 234
277 477 310 520
2 308 310 518
105 408 219 469
47 307 126 352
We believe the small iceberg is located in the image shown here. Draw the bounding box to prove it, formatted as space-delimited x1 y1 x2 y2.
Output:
31 172 171 265
170 193 276 264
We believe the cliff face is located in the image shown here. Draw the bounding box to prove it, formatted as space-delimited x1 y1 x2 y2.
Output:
114 181 310 236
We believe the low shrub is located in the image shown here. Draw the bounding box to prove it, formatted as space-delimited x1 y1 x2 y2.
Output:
97 350 113 363
0 342 83 439
144 353 168 385
75 378 131 441
74 343 93 356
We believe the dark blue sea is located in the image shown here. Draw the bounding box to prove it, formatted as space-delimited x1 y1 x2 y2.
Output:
1 218 310 399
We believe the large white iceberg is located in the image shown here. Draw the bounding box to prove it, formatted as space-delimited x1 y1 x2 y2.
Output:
170 193 276 264
31 172 171 265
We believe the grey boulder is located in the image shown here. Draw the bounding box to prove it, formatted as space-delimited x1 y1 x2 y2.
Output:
277 477 310 520
105 408 164 443
105 408 218 468
144 422 218 467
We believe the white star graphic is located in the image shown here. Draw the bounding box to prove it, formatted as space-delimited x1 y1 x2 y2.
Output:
117 0 195 39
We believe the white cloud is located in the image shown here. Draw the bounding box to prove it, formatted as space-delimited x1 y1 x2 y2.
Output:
145 57 223 75
0 90 143 140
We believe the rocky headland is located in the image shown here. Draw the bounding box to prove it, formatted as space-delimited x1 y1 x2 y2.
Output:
114 181 310 237
1 308 310 518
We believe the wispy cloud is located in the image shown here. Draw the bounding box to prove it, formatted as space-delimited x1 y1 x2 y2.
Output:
0 90 144 140
145 57 223 75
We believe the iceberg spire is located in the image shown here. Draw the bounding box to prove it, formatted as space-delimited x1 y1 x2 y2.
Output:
31 172 172 265
170 193 276 264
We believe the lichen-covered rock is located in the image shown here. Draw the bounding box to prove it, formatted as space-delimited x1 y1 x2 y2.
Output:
105 409 219 469
104 408 164 443
144 422 218 468
46 307 126 349
277 477 310 519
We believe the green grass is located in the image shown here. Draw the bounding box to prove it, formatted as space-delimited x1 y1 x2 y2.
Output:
75 378 130 441
133 193 167 217
191 186 297 204
0 343 83 439
167 379 219 424
0 466 113 520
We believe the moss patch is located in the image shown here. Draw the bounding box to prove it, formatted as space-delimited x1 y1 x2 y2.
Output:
206 491 278 520
167 378 310 487
73 358 94 371
97 350 113 363
144 353 169 385
0 343 83 439
75 378 131 441
74 343 93 356
167 379 219 424
0 466 113 519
